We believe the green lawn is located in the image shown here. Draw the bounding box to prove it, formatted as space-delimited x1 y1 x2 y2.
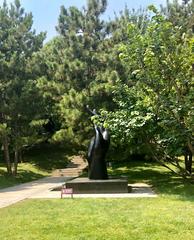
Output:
109 161 194 200
0 160 194 240
0 143 70 189
0 198 194 240
0 163 50 189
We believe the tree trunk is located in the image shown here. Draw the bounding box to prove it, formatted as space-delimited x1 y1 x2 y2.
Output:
19 150 23 163
188 140 194 155
13 149 19 176
184 147 192 175
188 152 192 174
2 136 12 175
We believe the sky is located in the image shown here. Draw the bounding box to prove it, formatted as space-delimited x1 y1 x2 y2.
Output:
0 0 167 41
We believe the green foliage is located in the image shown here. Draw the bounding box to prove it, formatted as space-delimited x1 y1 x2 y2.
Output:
161 0 194 33
37 0 129 147
1 0 193 178
0 0 46 175
105 7 194 176
36 1 150 152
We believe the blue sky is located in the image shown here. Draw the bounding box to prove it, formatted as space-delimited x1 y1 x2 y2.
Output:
0 0 167 41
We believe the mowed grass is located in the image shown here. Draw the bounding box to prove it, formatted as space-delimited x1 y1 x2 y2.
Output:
0 163 50 189
0 160 194 239
109 161 194 199
0 198 194 240
0 143 70 189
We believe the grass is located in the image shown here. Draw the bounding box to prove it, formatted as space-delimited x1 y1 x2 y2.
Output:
0 163 50 189
24 143 72 171
109 161 194 200
0 198 194 240
1 160 194 239
0 143 70 189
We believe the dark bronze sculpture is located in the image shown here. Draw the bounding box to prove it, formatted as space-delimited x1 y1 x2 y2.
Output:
86 106 110 180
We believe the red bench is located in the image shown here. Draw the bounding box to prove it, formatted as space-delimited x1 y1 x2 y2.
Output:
61 185 73 199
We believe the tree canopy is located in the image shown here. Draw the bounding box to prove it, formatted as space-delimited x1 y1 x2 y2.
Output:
102 5 194 177
0 0 193 177
0 0 45 175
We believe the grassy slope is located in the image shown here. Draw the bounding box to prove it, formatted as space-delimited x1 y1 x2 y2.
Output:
0 161 194 240
0 143 70 189
0 163 50 189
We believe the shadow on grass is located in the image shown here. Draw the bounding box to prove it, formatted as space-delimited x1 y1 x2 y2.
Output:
0 142 77 189
110 161 194 202
0 170 46 189
23 143 73 171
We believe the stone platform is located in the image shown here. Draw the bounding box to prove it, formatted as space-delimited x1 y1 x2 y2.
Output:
64 177 130 194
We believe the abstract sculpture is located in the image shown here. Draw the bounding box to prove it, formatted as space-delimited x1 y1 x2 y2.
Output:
86 106 110 180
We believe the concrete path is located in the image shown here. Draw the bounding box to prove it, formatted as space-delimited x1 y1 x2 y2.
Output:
0 176 70 208
0 157 157 209
0 156 87 208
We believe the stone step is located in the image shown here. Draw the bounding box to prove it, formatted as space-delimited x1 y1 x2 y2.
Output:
52 156 88 177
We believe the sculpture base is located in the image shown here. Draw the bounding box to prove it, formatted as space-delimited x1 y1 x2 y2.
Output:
64 177 130 194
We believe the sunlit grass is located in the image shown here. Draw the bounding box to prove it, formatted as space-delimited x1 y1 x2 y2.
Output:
0 163 50 189
0 143 70 189
109 161 194 200
1 159 194 239
0 198 194 240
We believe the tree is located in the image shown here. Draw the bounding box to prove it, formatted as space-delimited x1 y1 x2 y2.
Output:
161 0 194 33
103 6 194 177
0 0 45 175
36 0 123 148
37 1 150 152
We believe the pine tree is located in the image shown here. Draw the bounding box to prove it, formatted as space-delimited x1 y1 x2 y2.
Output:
36 1 150 150
52 0 115 146
0 0 45 175
161 0 194 33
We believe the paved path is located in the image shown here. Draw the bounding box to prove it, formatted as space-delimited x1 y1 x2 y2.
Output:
0 157 157 208
0 156 87 208
0 176 70 208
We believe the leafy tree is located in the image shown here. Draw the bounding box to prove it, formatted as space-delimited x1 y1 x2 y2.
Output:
103 6 194 177
0 0 45 175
